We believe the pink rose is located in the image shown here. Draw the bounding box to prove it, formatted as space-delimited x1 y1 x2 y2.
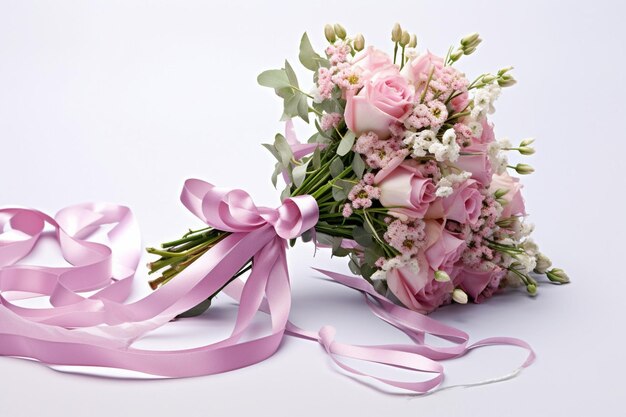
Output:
400 51 444 86
376 161 436 219
442 179 484 226
423 220 466 273
489 172 526 218
473 119 495 145
350 46 395 81
386 251 454 314
457 266 506 303
345 69 414 139
455 143 493 186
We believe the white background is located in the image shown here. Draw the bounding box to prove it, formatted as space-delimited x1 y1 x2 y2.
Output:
1 1 625 416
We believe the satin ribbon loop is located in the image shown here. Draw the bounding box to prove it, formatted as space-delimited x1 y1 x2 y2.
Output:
180 178 318 240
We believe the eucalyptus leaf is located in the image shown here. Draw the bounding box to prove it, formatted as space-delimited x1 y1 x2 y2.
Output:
332 184 348 201
364 245 385 265
270 162 282 188
348 257 361 275
299 33 323 71
337 131 356 156
280 185 291 202
297 94 309 123
262 143 281 163
312 146 321 170
257 69 291 89
352 153 365 179
292 159 310 188
330 158 344 178
283 92 301 119
284 60 299 88
176 297 212 318
315 231 334 247
274 133 293 167
354 226 374 248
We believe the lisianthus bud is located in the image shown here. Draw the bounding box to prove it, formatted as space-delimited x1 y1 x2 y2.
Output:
353 33 365 51
391 23 402 42
518 146 535 155
461 32 480 46
324 24 336 43
498 74 517 87
334 23 347 40
494 188 509 199
400 30 410 46
520 138 535 147
452 288 468 304
408 33 417 48
547 268 569 284
534 253 552 274
498 66 514 76
513 163 534 175
450 50 463 62
526 283 537 296
463 45 477 55
434 270 451 282
481 74 496 84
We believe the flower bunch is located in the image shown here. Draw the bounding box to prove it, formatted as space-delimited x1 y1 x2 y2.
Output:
148 23 568 315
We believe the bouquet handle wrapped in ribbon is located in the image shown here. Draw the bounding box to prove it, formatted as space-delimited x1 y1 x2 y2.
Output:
0 180 533 393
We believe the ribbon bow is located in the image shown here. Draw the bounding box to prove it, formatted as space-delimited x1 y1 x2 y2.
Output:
0 179 534 393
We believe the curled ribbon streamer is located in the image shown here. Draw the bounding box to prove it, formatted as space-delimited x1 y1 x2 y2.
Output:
0 179 534 393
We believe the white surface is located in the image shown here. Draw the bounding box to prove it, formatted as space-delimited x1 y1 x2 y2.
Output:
1 0 624 416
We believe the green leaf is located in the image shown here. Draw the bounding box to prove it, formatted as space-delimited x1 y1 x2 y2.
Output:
330 158 344 178
274 133 293 167
283 93 301 119
299 33 323 71
337 131 356 156
353 226 374 248
364 245 384 265
262 143 281 162
257 69 291 89
284 60 299 88
315 231 334 247
312 146 321 170
292 159 310 188
331 179 352 202
352 153 365 179
348 258 361 275
270 162 282 188
176 297 212 318
297 94 309 123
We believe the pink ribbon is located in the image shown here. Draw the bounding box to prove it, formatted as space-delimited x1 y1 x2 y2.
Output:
0 179 534 393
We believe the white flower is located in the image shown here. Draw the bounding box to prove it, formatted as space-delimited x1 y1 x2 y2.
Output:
436 185 453 198
405 47 418 59
520 222 535 237
516 253 537 273
521 239 539 256
310 86 324 103
534 253 552 274
468 121 483 138
370 270 387 281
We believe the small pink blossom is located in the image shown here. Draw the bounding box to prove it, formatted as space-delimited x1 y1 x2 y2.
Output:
321 112 343 131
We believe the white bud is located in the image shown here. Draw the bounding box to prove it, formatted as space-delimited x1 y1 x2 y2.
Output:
452 288 468 304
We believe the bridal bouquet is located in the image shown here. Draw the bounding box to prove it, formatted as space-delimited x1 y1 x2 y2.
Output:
0 23 568 392
147 23 568 316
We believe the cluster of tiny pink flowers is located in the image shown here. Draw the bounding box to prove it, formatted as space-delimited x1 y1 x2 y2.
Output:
383 217 426 256
345 173 381 212
405 100 449 130
420 66 469 103
316 67 335 101
417 160 443 182
320 112 343 131
353 132 409 169
453 123 473 147
461 195 504 269
325 42 351 65
331 62 364 93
